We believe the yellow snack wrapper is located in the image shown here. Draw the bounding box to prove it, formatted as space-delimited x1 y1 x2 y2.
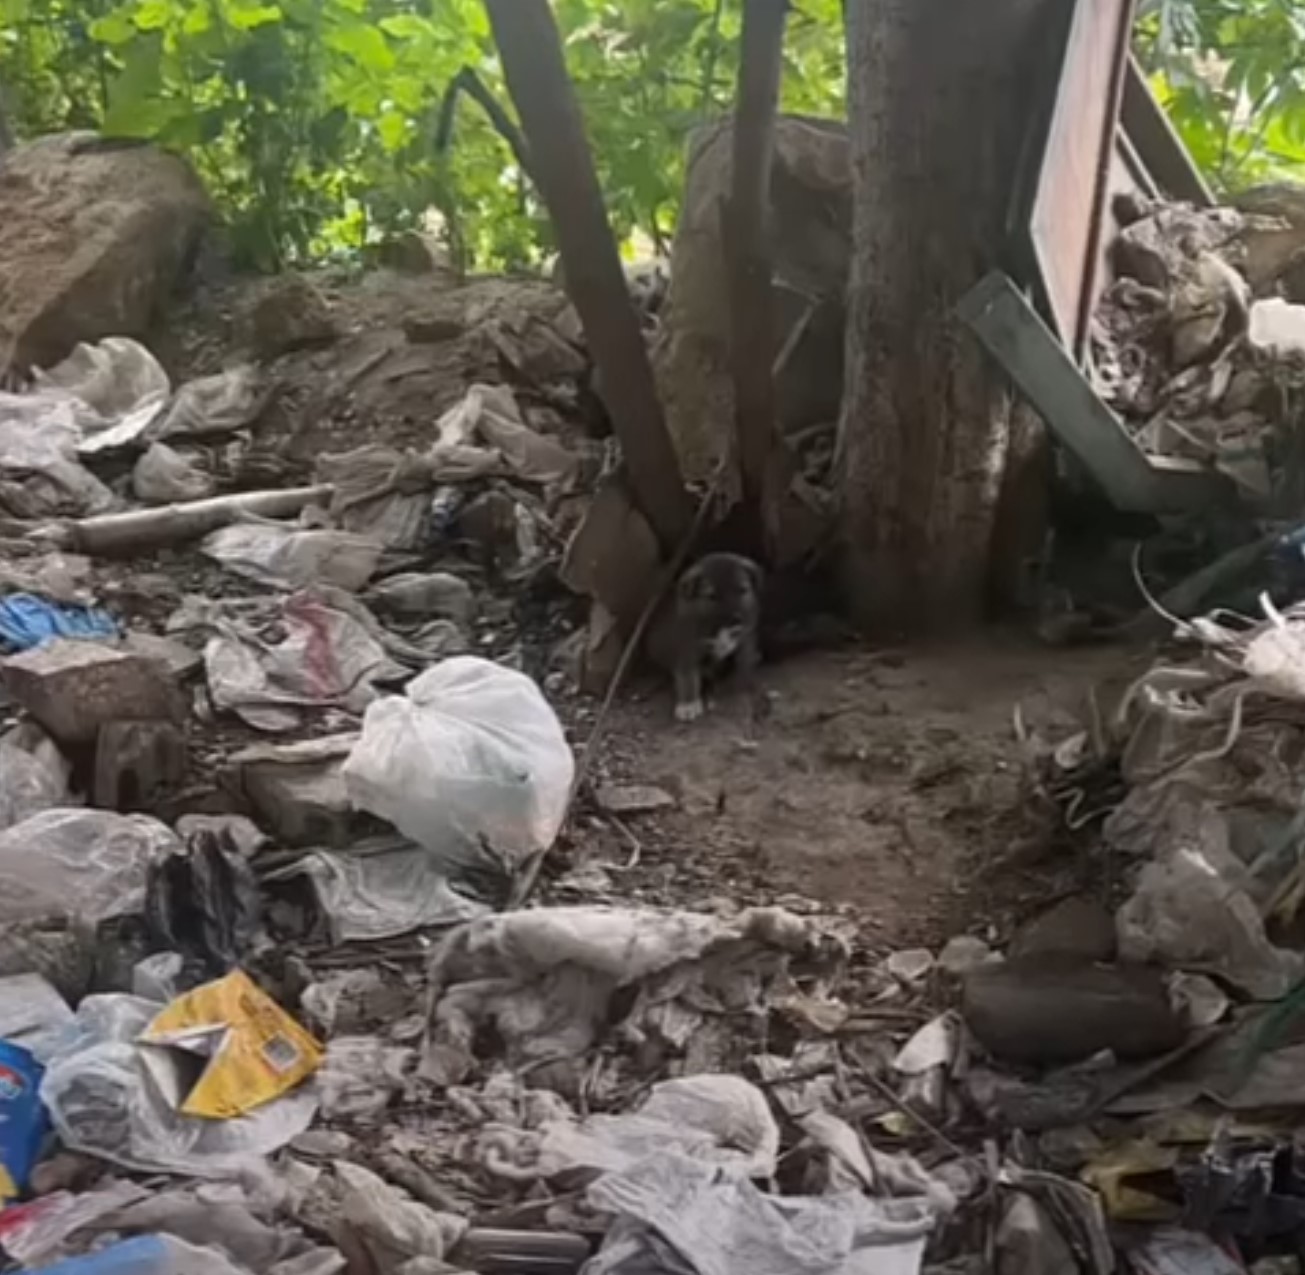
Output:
139 969 323 1119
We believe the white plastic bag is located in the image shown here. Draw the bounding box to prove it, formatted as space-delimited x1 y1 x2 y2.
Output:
343 657 573 881
0 401 116 517
133 442 216 504
0 808 180 925
34 337 170 420
0 724 71 830
202 522 382 592
0 972 75 1062
151 365 263 441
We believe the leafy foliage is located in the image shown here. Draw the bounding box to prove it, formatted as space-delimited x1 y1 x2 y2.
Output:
1137 0 1305 190
0 0 844 271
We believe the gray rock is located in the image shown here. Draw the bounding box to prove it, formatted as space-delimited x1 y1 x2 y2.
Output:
1010 896 1117 963
1 638 184 745
248 273 336 355
962 959 1185 1066
0 133 209 373
595 783 676 815
93 719 186 811
229 734 360 847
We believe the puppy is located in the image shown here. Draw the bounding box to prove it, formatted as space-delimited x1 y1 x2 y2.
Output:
646 552 763 721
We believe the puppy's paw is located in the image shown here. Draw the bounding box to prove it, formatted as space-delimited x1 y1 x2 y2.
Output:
675 698 705 723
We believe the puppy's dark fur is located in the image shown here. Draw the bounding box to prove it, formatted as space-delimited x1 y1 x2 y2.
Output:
645 552 763 721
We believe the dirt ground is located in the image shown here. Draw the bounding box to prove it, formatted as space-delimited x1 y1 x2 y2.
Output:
139 265 1149 953
557 634 1148 952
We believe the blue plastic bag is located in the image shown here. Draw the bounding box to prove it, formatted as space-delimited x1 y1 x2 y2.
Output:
21 1234 249 1274
0 594 118 653
0 1040 47 1200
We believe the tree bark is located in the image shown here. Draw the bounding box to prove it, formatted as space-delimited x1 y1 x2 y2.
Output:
725 0 788 555
839 0 1052 633
484 0 692 553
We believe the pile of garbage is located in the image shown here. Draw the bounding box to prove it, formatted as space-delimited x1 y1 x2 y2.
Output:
1004 591 1305 1272
0 283 982 1273
11 134 1305 1275
1092 193 1305 511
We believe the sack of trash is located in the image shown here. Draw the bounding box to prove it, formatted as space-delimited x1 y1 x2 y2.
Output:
342 656 574 892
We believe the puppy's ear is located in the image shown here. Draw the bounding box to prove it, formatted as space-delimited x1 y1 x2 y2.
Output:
744 558 764 595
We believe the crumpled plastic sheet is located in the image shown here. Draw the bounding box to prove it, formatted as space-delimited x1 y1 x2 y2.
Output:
151 365 264 442
0 398 117 518
1115 803 1303 1000
423 905 838 1086
317 1037 414 1122
133 441 216 504
0 723 71 829
0 1175 335 1271
202 522 383 593
481 1074 780 1183
430 383 579 487
202 589 403 730
0 808 180 927
274 838 488 942
584 1153 936 1275
40 993 319 1178
0 591 118 652
316 446 435 552
0 971 75 1063
28 338 171 460
0 1180 152 1268
34 337 170 422
334 1160 467 1274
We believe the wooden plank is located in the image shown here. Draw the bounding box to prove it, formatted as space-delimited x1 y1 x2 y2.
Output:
1028 0 1136 358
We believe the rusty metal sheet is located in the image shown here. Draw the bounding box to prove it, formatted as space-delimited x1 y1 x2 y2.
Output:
1029 0 1136 361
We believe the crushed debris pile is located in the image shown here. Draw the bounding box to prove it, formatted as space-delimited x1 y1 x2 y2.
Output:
1092 193 1305 509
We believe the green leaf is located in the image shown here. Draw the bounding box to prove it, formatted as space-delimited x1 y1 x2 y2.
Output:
224 1 283 30
376 108 407 151
325 22 394 70
134 0 171 31
89 10 139 45
378 13 431 40
182 3 214 34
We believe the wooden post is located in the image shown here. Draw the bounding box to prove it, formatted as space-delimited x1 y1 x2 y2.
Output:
724 0 789 551
483 0 692 552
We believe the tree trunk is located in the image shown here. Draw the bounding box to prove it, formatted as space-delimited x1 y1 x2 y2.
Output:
725 0 788 556
839 0 1053 633
484 0 692 554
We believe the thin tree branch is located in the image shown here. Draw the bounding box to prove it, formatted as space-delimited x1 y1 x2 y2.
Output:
435 65 538 190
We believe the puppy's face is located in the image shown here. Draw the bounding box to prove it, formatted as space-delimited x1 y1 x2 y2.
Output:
677 554 763 623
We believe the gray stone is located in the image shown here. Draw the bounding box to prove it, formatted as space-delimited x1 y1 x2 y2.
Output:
1009 896 1117 963
248 273 336 355
595 783 677 816
1 639 184 745
93 719 186 811
229 734 360 847
0 133 209 373
122 631 204 681
962 959 1184 1066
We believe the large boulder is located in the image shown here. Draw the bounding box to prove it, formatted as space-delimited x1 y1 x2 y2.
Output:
0 133 210 374
652 116 850 496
